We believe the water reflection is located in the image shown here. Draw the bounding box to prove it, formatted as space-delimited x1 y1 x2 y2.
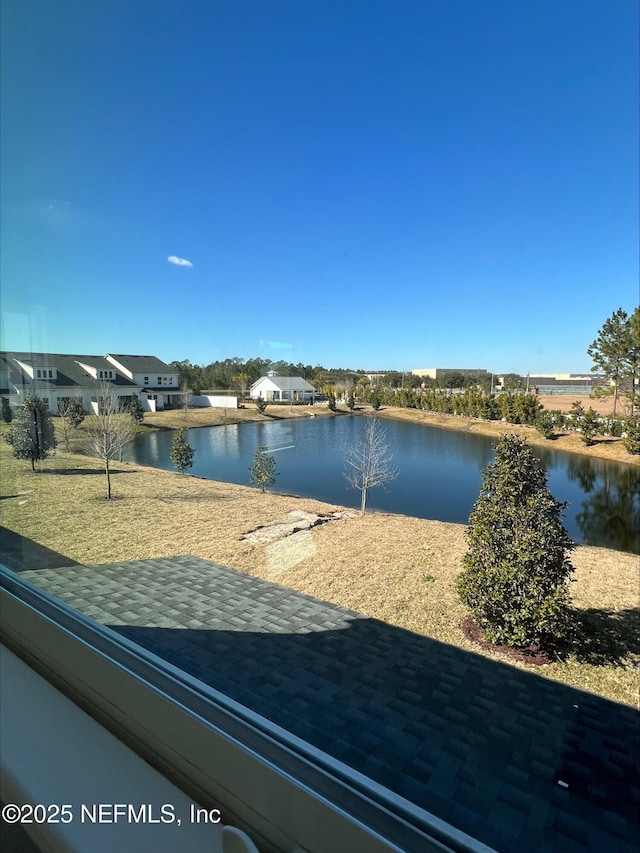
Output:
125 418 639 553
566 456 640 554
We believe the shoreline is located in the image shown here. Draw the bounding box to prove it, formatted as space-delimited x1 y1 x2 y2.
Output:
139 400 638 466
1 440 637 707
370 405 638 466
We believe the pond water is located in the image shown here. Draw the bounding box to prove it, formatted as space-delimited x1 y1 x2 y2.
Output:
124 415 640 553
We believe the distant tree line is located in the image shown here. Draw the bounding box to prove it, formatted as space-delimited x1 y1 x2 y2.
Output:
169 357 369 395
356 384 543 424
169 357 508 396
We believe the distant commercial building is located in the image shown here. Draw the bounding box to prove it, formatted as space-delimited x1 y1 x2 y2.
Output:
411 368 489 380
509 373 608 395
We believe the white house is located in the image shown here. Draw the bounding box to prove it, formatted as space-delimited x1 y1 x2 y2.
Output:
249 371 315 403
1 352 180 414
1 352 135 414
106 354 180 411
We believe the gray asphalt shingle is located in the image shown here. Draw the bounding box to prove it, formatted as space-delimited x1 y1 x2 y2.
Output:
22 556 640 853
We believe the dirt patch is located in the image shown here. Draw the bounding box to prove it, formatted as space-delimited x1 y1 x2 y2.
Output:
537 394 626 417
242 509 354 544
460 617 555 666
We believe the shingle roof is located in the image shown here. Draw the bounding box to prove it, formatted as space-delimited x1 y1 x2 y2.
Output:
21 556 640 853
251 375 315 392
4 352 101 388
107 354 176 373
1 353 137 389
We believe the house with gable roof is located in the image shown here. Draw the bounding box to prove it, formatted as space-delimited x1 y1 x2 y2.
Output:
1 352 180 414
249 370 316 403
105 354 180 411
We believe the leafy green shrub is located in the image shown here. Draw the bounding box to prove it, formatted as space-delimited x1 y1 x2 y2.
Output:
255 397 267 414
170 429 195 473
249 444 278 492
1 397 12 424
579 407 600 446
570 400 585 419
6 395 56 470
513 393 541 425
498 393 516 422
456 434 575 650
621 416 640 454
66 399 85 429
599 416 624 437
129 397 145 424
535 410 556 439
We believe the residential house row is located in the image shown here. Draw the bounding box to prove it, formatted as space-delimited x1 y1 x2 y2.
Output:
0 352 182 414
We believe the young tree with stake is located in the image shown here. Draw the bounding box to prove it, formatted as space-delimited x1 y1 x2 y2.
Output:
88 385 135 499
7 395 56 470
170 429 195 474
178 380 193 420
344 417 398 515
249 444 278 492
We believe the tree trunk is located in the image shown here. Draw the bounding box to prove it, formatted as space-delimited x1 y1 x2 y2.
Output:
106 459 112 500
360 486 367 515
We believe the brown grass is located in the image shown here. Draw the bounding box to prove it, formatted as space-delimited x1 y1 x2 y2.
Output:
537 393 627 417
1 439 638 707
140 402 331 431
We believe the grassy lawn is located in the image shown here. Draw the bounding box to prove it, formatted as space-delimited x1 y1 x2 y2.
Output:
1 438 638 708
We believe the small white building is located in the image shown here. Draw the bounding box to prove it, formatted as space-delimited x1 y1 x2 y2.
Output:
249 371 315 403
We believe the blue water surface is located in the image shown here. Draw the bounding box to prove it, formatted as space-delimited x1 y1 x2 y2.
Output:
124 415 639 553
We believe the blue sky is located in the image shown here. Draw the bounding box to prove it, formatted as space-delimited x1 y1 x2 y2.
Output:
1 0 637 373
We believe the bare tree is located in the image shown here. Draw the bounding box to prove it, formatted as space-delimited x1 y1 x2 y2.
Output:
232 372 249 401
343 377 355 398
344 417 398 515
178 379 193 420
88 384 135 499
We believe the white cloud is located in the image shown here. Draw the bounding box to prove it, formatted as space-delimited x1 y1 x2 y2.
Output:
168 255 193 267
259 340 293 350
